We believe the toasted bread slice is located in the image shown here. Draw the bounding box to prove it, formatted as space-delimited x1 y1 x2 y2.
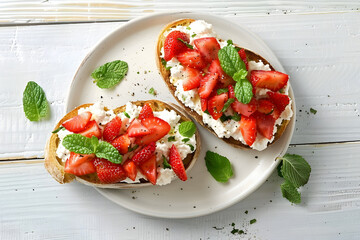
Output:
156 19 291 150
45 100 201 189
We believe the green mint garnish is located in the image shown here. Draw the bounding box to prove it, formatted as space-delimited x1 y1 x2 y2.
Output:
91 60 128 89
128 144 138 152
167 136 176 142
186 27 191 30
52 126 64 134
227 39 233 45
218 45 246 77
22 81 49 122
231 112 241 121
221 98 235 112
182 138 190 143
188 144 194 151
161 58 171 71
250 219 257 225
124 112 130 118
177 38 193 49
310 108 317 114
233 70 253 104
281 180 301 204
178 121 196 138
217 88 229 95
277 161 283 177
162 155 172 169
191 33 197 38
205 151 233 183
204 110 210 115
148 87 156 96
220 114 231 122
95 141 122 164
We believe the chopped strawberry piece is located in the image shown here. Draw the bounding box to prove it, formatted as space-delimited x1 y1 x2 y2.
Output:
239 115 257 146
135 117 171 145
271 107 281 120
112 134 131 155
208 93 228 120
238 49 249 70
267 91 290 113
228 84 235 99
198 72 218 99
64 152 96 176
177 49 206 69
131 142 156 166
139 154 157 185
254 112 276 140
257 99 275 115
103 116 122 142
182 67 202 91
127 118 150 137
164 31 190 61
250 70 289 92
138 103 154 121
122 159 137 181
169 144 187 181
193 37 221 62
232 98 257 117
208 59 234 87
62 111 92 133
79 120 101 139
201 98 207 111
93 158 127 184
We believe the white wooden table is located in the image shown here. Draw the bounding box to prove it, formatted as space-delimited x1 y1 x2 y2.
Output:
1 1 360 239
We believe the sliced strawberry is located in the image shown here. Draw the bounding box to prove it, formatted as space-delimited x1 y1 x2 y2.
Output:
94 158 127 184
139 154 157 185
232 98 257 117
228 84 235 99
112 134 131 155
198 72 218 99
102 116 122 142
131 142 156 166
135 117 171 145
177 49 206 69
267 91 290 113
271 107 281 120
64 152 96 176
164 30 190 61
79 120 101 139
138 103 154 121
250 70 289 92
169 144 187 181
208 93 228 120
127 118 150 137
193 37 221 62
208 59 234 87
182 67 202 91
254 112 276 140
62 111 92 133
238 48 249 70
201 98 207 111
257 99 275 115
122 159 137 181
239 115 257 146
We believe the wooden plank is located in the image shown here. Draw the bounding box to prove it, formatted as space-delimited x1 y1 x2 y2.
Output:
0 13 359 159
0 143 359 239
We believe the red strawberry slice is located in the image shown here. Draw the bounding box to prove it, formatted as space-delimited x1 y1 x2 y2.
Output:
103 116 122 142
257 99 275 115
135 117 171 145
201 98 207 111
232 98 257 117
239 115 257 146
250 70 289 92
93 158 127 184
208 59 234 87
111 134 131 155
169 144 187 181
254 112 276 140
127 118 150 137
182 67 202 91
198 72 218 99
122 159 137 181
131 142 156 166
164 31 190 61
138 103 154 121
193 37 221 62
79 120 101 139
177 49 206 69
208 93 228 120
64 152 96 176
62 111 92 133
267 91 290 113
228 84 235 99
139 154 157 185
238 48 249 70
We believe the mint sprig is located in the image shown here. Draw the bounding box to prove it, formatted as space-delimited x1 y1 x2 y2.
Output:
163 155 172 169
233 71 253 104
178 121 196 138
23 81 49 121
91 60 128 89
281 180 301 204
205 151 233 183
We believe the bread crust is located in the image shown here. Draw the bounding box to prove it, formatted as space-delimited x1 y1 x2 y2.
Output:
44 100 201 189
156 19 290 150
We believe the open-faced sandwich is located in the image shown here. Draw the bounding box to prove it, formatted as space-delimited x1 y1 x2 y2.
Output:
45 100 200 188
156 19 293 151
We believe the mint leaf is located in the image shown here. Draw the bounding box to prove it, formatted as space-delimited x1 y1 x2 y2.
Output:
188 144 194 151
233 71 253 104
310 108 317 114
178 121 196 137
281 180 301 204
279 153 311 188
123 112 130 118
217 88 229 95
221 98 235 112
91 60 128 89
220 114 232 122
177 38 193 49
191 33 197 38
63 134 95 154
167 136 176 142
161 58 171 71
95 141 122 164
52 126 64 134
227 39 233 46
162 155 171 169
277 161 283 178
23 81 49 121
218 45 246 77
233 69 248 80
205 151 233 183
231 112 241 121
148 87 156 96
91 136 99 152
182 138 190 143
128 144 138 152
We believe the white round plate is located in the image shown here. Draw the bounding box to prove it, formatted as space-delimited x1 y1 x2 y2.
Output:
66 12 295 218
